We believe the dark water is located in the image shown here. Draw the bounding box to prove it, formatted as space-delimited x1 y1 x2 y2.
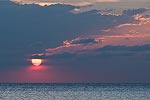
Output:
0 83 150 100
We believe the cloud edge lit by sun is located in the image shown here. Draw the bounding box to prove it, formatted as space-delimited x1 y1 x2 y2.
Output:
10 0 120 6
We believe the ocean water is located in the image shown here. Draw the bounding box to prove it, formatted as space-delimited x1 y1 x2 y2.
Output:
0 83 150 100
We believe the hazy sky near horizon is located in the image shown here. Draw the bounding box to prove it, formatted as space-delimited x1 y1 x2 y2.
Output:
0 0 150 83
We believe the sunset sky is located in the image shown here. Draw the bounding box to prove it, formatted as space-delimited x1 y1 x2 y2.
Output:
0 0 150 83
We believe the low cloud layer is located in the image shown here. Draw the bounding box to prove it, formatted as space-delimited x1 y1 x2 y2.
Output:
11 0 150 6
11 0 120 6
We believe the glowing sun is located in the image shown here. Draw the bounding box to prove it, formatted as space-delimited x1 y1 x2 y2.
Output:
31 59 42 66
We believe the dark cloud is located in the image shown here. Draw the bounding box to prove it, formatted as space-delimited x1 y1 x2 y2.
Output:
32 45 150 64
122 8 147 16
97 44 150 52
0 1 138 66
72 38 98 44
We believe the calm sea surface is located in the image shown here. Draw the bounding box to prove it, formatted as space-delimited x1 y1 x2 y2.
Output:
0 83 150 100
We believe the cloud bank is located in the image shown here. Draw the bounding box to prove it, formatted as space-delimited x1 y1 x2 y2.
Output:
10 0 150 7
11 0 120 6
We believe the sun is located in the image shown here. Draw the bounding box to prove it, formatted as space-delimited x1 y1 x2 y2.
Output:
31 59 42 66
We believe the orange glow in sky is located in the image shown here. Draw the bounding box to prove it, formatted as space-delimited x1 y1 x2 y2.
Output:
29 65 48 71
31 59 42 66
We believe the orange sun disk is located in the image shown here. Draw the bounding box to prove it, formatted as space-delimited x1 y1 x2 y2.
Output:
31 59 42 66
